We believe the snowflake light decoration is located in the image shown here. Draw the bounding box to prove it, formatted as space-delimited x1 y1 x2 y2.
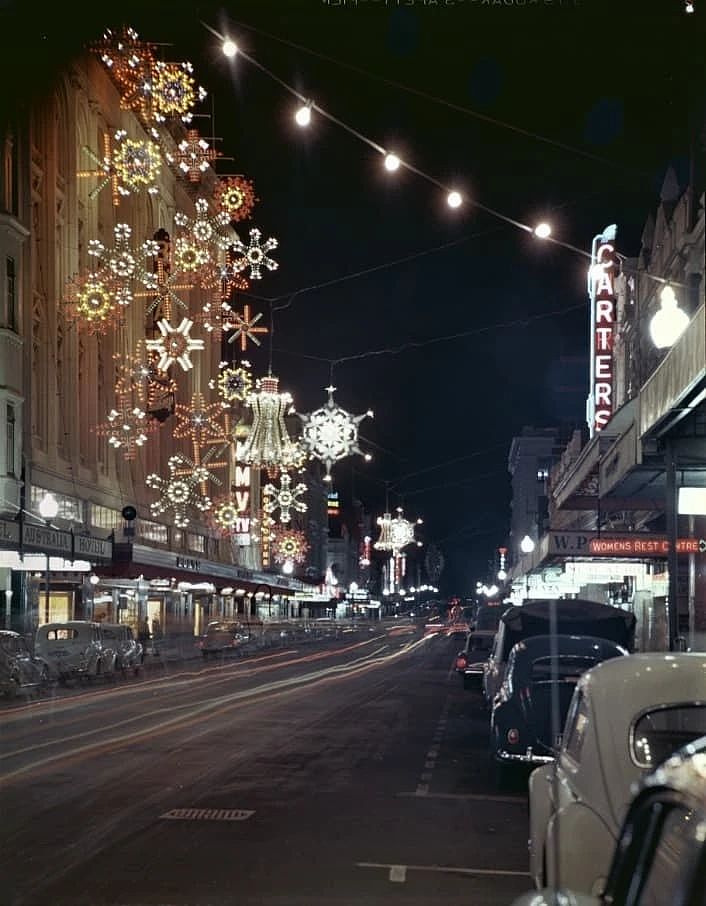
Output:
96 398 155 460
239 374 297 473
111 131 161 198
199 256 250 296
134 229 192 320
151 60 206 124
92 27 156 119
173 392 227 447
114 341 177 410
176 129 218 182
193 296 234 343
271 528 310 565
209 361 253 407
226 303 269 351
63 272 122 335
145 318 205 372
215 176 258 222
87 223 159 307
146 454 212 528
299 386 373 482
263 472 308 525
374 508 419 555
231 228 278 280
211 496 245 537
175 198 233 251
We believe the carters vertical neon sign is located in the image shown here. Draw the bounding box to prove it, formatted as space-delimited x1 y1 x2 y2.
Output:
587 225 619 436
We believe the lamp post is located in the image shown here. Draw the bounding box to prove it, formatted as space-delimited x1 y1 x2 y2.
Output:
38 493 59 624
520 534 535 599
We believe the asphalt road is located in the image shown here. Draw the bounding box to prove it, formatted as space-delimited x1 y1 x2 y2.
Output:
1 624 532 906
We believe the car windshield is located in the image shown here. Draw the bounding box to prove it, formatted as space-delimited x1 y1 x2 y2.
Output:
632 705 706 768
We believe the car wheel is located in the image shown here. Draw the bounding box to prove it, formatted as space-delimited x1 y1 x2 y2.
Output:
39 666 50 690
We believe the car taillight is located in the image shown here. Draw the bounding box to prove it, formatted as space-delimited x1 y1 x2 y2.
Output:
506 728 520 745
456 656 467 669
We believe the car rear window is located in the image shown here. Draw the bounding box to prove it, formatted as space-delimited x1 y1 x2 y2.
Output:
531 656 600 682
632 705 706 768
46 629 78 641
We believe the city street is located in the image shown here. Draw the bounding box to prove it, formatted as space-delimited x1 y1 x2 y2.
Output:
1 627 531 906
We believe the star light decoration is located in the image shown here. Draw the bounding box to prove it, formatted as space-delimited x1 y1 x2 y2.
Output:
134 229 192 320
299 386 373 483
151 60 206 124
146 454 212 528
263 472 308 525
87 223 159 308
239 374 298 474
209 361 253 407
374 508 421 555
78 131 162 205
211 496 246 538
63 272 123 335
231 228 279 280
92 26 156 120
175 129 219 182
95 397 156 461
114 340 178 415
226 303 269 351
172 392 227 448
145 318 205 372
271 528 310 565
215 176 258 222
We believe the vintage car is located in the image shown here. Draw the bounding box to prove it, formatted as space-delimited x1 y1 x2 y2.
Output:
198 620 262 657
100 624 143 675
482 598 636 706
513 733 706 906
489 634 627 779
455 629 496 689
527 652 706 897
0 630 50 697
34 621 118 682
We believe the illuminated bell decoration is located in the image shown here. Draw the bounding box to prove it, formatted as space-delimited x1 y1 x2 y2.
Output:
239 375 297 472
299 386 373 482
145 318 205 372
263 472 308 525
649 284 690 349
226 303 269 351
271 528 309 565
146 454 212 528
96 399 154 461
176 129 218 182
215 175 258 222
231 228 278 280
151 60 206 124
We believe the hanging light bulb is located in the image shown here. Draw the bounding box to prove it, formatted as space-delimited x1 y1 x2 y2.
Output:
384 152 401 172
295 103 312 127
447 190 462 209
520 534 535 554
650 285 690 349
534 222 551 239
222 38 238 58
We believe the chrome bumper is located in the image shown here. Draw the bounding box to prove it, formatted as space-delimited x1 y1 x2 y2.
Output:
496 747 554 765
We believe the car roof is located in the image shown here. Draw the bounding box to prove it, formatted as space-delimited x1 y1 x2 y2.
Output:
511 634 627 657
38 621 100 628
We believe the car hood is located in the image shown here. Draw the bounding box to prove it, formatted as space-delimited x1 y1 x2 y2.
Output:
511 888 600 906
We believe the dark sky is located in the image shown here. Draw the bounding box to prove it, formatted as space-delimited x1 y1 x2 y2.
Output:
2 0 705 593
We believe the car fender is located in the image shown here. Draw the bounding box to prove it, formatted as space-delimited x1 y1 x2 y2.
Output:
528 764 555 887
545 801 615 895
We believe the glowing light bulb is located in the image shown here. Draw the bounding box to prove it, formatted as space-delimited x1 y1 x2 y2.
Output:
384 152 400 172
282 560 294 575
295 104 311 127
222 39 238 58
520 534 535 554
447 191 462 209
534 222 551 239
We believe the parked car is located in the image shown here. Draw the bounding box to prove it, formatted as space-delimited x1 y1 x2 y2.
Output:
34 621 118 682
482 599 636 706
527 652 706 897
455 629 496 689
198 620 261 657
0 630 50 698
489 634 628 781
513 733 706 906
100 624 143 675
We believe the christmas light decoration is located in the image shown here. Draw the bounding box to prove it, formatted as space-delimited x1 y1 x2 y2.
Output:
211 496 250 537
111 131 162 198
173 392 228 447
215 176 258 222
374 508 419 554
199 256 250 295
226 303 269 350
239 374 297 473
134 229 193 320
231 228 279 280
271 528 309 565
96 398 155 460
175 129 219 182
146 454 212 528
63 272 122 334
145 318 205 372
299 385 373 482
114 341 178 414
87 223 159 307
359 535 372 568
151 60 206 124
174 199 233 287
650 284 690 349
209 361 253 406
92 27 156 119
260 487 275 568
263 472 308 524
194 295 234 343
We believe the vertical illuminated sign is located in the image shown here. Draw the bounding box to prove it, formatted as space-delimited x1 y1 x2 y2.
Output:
587 224 619 436
233 463 251 545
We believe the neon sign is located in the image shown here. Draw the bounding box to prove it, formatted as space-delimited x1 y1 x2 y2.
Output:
587 225 619 435
233 463 251 544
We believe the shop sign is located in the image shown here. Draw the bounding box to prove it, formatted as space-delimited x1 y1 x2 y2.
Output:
233 464 252 544
589 537 706 556
74 534 112 560
176 556 201 571
587 225 618 436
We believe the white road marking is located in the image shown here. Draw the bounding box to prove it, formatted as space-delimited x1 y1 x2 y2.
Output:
398 791 525 803
389 865 407 882
357 862 530 878
160 808 254 821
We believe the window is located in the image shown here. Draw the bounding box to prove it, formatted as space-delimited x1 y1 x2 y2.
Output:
638 805 702 906
6 256 16 330
563 691 590 762
88 503 123 531
187 533 205 553
631 705 706 768
46 628 78 641
6 403 15 475
137 519 168 544
30 487 83 523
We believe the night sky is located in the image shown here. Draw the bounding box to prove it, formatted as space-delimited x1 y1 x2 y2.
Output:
1 0 705 593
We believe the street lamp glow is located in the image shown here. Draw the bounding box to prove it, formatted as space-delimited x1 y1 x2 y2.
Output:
282 560 294 575
649 285 690 349
295 104 312 127
520 534 535 554
222 38 238 58
38 492 59 521
384 152 401 172
497 569 507 581
534 222 551 239
487 584 499 597
447 190 462 209
89 573 100 586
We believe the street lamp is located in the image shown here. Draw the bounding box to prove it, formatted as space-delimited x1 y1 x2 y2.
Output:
650 285 690 349
88 573 100 620
38 493 59 624
520 534 535 554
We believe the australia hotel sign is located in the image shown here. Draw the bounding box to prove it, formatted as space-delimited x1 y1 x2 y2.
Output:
587 224 619 436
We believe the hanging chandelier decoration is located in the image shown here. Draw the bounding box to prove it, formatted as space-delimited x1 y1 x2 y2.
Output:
262 472 308 525
271 528 310 565
95 396 156 461
215 175 258 222
299 385 373 483
230 228 279 280
226 303 269 351
145 318 205 372
238 374 297 474
175 129 219 182
146 454 212 528
87 223 159 308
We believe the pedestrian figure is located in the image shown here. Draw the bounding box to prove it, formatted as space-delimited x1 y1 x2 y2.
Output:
138 617 151 662
151 617 162 655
